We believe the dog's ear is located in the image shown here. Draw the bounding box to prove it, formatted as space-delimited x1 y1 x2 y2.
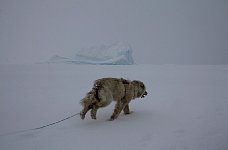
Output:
140 83 145 89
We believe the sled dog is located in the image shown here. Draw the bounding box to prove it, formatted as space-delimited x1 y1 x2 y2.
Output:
80 78 147 121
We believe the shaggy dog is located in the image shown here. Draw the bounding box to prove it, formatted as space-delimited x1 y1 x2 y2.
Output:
80 78 147 121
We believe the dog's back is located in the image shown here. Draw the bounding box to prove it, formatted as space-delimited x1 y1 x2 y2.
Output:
94 78 126 103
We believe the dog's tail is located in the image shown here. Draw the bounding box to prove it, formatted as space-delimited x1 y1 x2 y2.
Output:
80 83 101 106
92 83 101 102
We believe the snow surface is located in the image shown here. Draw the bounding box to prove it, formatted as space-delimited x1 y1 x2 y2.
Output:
0 64 228 150
48 42 134 65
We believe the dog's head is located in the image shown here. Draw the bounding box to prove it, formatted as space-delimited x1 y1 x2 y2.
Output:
132 80 147 98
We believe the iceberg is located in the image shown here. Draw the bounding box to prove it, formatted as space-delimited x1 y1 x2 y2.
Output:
48 42 134 65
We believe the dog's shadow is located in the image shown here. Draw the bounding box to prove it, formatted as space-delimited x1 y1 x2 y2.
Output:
75 109 152 128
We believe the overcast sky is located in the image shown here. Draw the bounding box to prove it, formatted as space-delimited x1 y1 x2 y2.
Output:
0 0 227 64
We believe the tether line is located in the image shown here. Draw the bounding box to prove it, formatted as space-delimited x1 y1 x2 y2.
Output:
0 112 80 137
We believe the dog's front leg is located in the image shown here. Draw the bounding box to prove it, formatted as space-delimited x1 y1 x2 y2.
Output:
110 101 123 121
123 104 130 114
90 105 98 120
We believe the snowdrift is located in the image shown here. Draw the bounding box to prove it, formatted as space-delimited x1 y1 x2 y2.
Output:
48 42 134 65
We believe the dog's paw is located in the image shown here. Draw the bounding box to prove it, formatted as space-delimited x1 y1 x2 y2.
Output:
124 112 130 115
108 118 114 121
91 116 97 120
124 111 134 115
109 115 118 121
80 113 85 120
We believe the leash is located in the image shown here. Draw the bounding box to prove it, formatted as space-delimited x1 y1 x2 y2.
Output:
0 112 80 137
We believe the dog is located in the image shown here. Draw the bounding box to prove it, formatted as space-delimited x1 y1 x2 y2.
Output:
80 78 147 121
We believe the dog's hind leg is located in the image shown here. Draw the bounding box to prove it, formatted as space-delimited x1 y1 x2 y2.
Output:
80 105 92 120
80 109 89 120
90 105 98 120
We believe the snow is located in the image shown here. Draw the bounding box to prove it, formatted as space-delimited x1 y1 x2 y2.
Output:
48 42 134 65
0 64 228 150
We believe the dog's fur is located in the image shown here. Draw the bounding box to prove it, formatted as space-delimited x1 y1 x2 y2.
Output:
80 78 147 121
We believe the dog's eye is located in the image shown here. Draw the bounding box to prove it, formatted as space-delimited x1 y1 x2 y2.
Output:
140 84 145 88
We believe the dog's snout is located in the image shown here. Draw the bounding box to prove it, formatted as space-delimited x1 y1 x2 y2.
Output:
141 91 148 98
144 91 148 95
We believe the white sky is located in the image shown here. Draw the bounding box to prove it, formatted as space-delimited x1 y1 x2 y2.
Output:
0 0 227 64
